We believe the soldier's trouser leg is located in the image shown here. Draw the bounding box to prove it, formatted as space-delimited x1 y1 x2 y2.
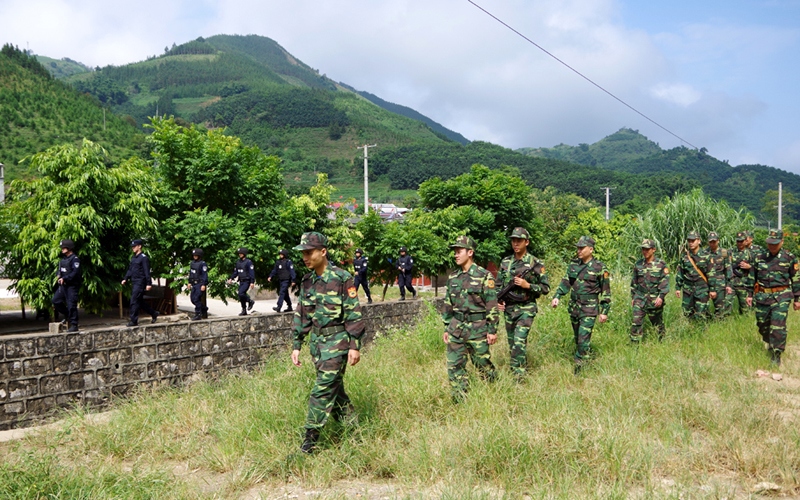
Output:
505 309 533 376
572 315 596 363
130 283 156 322
355 275 372 300
468 336 495 382
755 294 791 353
712 289 727 319
447 336 470 400
649 308 665 338
52 286 69 321
53 285 79 326
237 282 250 310
733 288 750 315
398 274 407 298
190 283 204 315
276 281 291 310
305 353 349 430
399 273 415 297
682 287 709 320
630 298 646 342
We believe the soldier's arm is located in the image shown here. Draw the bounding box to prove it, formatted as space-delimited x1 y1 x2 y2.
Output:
658 263 670 299
143 255 152 284
63 256 80 283
200 263 209 286
599 265 611 315
534 263 550 296
630 264 637 299
483 273 499 335
675 260 684 290
248 261 256 282
289 262 297 282
442 280 454 325
268 263 277 280
554 274 570 299
790 256 800 302
291 284 312 351
342 276 366 350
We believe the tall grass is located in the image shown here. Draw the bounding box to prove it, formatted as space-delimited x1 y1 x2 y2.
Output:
2 281 799 498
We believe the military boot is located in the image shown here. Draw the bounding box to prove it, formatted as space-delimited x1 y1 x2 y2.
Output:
300 428 320 454
238 309 247 316
771 350 782 367
191 313 202 321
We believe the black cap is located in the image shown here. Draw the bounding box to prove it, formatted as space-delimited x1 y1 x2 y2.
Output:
399 246 407 253
237 247 248 255
131 239 144 247
355 248 363 254
59 239 75 250
279 249 288 257
192 248 203 258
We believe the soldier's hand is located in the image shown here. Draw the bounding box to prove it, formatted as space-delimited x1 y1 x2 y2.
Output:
675 291 681 298
250 283 255 290
291 349 301 367
121 280 126 286
497 301 505 312
58 278 64 285
598 314 608 323
794 301 800 311
513 276 530 289
710 291 717 300
487 333 497 345
201 285 206 292
654 297 663 308
551 298 559 308
726 286 733 295
145 285 152 292
740 261 751 270
443 332 449 344
267 277 272 282
746 297 753 307
347 349 360 366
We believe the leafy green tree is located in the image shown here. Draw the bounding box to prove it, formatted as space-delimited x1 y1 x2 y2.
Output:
562 208 634 270
761 189 800 226
1 140 159 312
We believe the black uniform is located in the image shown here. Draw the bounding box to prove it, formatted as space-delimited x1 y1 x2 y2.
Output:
353 254 372 302
124 252 158 325
189 259 209 317
231 257 256 311
269 256 296 311
397 253 416 299
52 253 81 327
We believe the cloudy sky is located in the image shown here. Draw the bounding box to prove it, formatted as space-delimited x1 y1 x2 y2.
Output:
3 0 800 173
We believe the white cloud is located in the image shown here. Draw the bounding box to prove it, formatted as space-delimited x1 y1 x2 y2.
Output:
649 83 701 107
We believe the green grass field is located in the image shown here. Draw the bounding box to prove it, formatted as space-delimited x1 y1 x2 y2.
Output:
2 278 799 498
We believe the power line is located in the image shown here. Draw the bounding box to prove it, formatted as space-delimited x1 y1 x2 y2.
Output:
466 0 699 150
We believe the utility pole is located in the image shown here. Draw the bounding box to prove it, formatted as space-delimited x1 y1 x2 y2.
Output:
778 182 783 230
0 163 4 204
601 187 613 220
359 144 377 215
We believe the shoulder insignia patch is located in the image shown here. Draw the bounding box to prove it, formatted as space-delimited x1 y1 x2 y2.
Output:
486 278 495 289
664 267 669 275
603 271 609 279
540 266 545 274
347 286 357 298
794 263 799 271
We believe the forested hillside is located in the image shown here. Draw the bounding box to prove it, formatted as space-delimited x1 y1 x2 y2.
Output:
34 55 91 79
0 45 142 181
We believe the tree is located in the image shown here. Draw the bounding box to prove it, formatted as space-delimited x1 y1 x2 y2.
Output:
1 140 159 312
761 189 800 226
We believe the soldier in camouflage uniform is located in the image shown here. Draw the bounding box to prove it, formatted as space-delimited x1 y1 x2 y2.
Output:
746 229 800 366
630 239 669 342
675 231 717 321
496 227 549 378
706 231 733 319
551 236 611 373
442 235 499 402
728 231 754 314
291 232 365 453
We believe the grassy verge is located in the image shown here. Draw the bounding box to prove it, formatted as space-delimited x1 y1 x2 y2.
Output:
2 282 799 498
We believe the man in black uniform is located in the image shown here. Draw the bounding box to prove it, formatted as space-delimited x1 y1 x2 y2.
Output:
121 239 159 327
353 248 372 304
268 249 296 312
228 247 256 316
52 239 81 332
397 246 416 300
186 248 209 321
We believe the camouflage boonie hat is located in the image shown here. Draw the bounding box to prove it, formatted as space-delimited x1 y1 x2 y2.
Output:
686 231 700 240
293 232 328 250
640 239 656 249
450 235 477 251
766 229 784 244
707 231 719 241
575 235 595 248
510 227 530 240
735 231 747 241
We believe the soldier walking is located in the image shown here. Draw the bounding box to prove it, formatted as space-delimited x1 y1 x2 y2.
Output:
228 248 255 316
675 231 717 321
729 231 754 314
496 227 549 378
186 248 208 321
706 232 733 319
121 239 159 327
442 236 499 402
746 229 800 366
630 239 669 343
268 249 296 313
291 232 365 454
397 246 416 300
551 236 611 374
52 239 81 332
353 248 372 304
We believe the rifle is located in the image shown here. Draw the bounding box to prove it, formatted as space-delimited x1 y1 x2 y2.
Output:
497 267 535 303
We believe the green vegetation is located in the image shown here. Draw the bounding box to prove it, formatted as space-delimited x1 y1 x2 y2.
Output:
34 55 91 79
2 298 799 498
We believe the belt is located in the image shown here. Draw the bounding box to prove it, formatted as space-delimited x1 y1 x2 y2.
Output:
312 324 345 336
453 311 487 322
571 293 599 300
761 285 789 294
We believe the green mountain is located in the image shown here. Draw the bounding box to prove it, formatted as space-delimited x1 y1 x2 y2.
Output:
0 44 142 182
34 55 91 79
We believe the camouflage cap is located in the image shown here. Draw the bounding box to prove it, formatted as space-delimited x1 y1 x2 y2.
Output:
686 231 700 240
746 230 755 238
450 235 477 251
293 232 328 250
640 238 656 249
510 227 530 240
766 229 784 244
575 235 595 248
707 231 719 241
735 231 747 241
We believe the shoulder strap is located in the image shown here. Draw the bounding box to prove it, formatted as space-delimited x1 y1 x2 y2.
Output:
685 249 708 283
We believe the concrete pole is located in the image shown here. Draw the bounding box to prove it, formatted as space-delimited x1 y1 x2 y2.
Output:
0 163 4 204
359 144 376 214
601 187 611 220
778 182 783 230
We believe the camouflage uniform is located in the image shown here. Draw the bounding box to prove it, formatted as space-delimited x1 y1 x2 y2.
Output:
553 236 611 365
292 232 365 431
496 227 550 377
675 232 717 320
630 239 669 342
728 231 754 314
706 232 732 319
747 229 800 360
443 236 499 400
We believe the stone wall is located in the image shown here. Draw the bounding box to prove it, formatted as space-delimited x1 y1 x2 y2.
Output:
0 299 438 430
